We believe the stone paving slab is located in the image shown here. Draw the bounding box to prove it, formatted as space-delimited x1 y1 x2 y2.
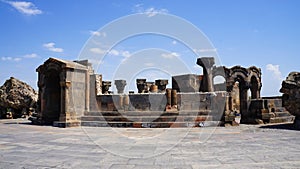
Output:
0 119 299 168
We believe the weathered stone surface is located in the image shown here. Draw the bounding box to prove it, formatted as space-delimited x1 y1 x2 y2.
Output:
280 72 300 128
0 77 37 118
280 72 300 116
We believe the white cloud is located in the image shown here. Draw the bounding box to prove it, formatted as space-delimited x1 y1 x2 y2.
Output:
134 3 143 8
43 42 63 53
121 51 131 58
1 56 12 61
90 48 131 59
193 48 217 53
172 40 177 45
89 31 106 37
133 4 168 17
120 51 131 62
90 47 106 54
108 49 130 58
109 49 119 56
1 56 21 62
14 57 22 61
161 52 180 59
1 53 39 62
266 64 283 81
23 53 38 58
5 1 42 15
144 7 168 17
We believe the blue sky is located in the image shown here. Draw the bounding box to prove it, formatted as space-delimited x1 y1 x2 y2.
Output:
0 0 299 96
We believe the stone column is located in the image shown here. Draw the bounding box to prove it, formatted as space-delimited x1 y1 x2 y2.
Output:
257 82 262 98
197 57 215 92
37 74 45 119
155 79 168 93
166 88 172 106
171 89 177 107
240 82 250 120
225 93 233 116
115 80 127 94
85 70 90 112
136 79 146 93
59 81 71 122
95 74 102 96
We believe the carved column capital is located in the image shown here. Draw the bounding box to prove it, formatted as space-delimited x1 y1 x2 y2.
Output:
60 81 71 88
196 57 215 69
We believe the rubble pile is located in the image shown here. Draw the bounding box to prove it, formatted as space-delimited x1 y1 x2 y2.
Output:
0 77 37 118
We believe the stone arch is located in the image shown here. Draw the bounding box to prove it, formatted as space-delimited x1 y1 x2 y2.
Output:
212 66 227 91
226 66 251 123
229 66 248 81
248 66 262 99
213 75 226 91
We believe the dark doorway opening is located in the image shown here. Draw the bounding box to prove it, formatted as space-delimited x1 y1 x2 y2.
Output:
44 70 61 124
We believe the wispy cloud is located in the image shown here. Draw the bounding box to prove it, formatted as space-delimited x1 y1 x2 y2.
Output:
23 53 38 58
161 52 180 59
89 31 106 37
193 48 217 53
119 51 131 62
90 48 106 54
1 53 39 62
132 4 168 17
4 1 42 15
1 56 13 61
109 49 119 56
43 42 63 53
121 51 130 58
266 64 283 81
90 47 131 59
13 57 22 61
109 49 130 58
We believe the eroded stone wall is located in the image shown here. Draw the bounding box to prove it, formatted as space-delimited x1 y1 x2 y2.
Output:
280 72 300 128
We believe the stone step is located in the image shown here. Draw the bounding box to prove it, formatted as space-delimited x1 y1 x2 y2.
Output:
85 110 211 117
273 111 293 117
81 115 213 122
80 121 222 128
269 116 295 123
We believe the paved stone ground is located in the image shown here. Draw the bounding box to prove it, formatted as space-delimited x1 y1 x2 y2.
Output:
0 119 300 169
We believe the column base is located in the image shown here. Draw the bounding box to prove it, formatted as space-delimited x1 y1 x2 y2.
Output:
53 120 81 128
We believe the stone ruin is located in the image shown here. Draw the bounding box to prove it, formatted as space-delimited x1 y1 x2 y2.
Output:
31 57 295 127
280 72 300 129
0 77 37 119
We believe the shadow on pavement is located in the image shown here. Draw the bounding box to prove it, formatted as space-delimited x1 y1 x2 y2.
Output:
259 123 299 131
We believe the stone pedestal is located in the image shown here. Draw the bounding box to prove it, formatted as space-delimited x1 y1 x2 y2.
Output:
145 82 154 93
155 79 168 93
197 57 215 92
115 80 126 94
102 81 111 94
150 85 158 93
136 79 146 93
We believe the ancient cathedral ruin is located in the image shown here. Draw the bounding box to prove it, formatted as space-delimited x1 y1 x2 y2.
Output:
35 57 294 127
